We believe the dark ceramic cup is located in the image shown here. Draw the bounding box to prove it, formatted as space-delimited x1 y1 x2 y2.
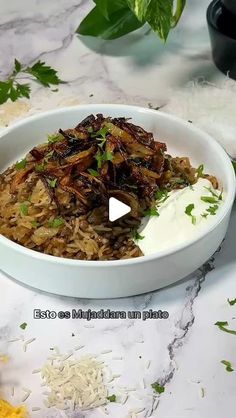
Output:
207 0 236 79
222 0 236 16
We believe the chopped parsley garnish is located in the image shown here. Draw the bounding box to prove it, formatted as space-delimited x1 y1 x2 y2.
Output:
132 230 145 241
35 162 47 172
144 207 160 217
204 186 222 200
88 168 99 177
47 133 63 144
20 322 27 330
31 221 40 228
206 205 219 216
48 217 65 228
185 203 196 225
19 202 29 216
221 360 234 372
201 196 219 204
215 321 236 335
107 394 116 402
227 298 236 306
15 158 27 170
95 150 114 169
92 126 109 148
201 213 208 219
155 189 169 203
151 383 165 394
49 178 57 188
196 164 204 178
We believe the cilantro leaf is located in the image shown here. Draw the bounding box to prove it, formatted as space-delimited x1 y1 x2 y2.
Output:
47 132 64 144
20 322 27 330
14 59 22 74
48 217 65 228
107 394 116 402
19 202 29 216
95 150 114 169
88 168 99 177
227 298 236 306
215 321 236 335
132 229 144 240
91 126 109 149
185 203 196 225
196 164 204 178
35 162 47 172
144 207 160 217
15 158 27 170
25 61 63 87
201 196 219 204
49 178 57 188
31 221 40 228
155 189 169 203
206 205 219 216
151 382 165 394
221 360 234 372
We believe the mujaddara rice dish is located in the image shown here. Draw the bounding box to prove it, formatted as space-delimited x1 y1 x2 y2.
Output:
0 114 218 260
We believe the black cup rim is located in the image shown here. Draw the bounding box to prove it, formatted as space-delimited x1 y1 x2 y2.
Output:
207 0 236 41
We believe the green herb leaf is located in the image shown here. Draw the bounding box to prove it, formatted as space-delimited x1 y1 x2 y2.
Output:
77 5 143 40
95 150 114 168
155 189 169 203
88 168 99 177
31 221 40 228
92 126 109 148
196 164 204 178
49 178 57 188
201 196 219 204
144 207 160 217
15 158 27 170
25 61 63 87
215 321 236 335
185 203 196 224
14 59 22 74
204 186 222 200
48 217 65 228
227 298 236 306
35 162 47 172
221 360 234 372
151 382 165 394
47 132 64 144
19 202 29 216
201 213 208 219
132 229 145 240
20 322 27 330
107 394 116 402
206 205 219 216
15 82 31 99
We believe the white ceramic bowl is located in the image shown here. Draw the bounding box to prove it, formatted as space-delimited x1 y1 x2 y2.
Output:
0 105 235 298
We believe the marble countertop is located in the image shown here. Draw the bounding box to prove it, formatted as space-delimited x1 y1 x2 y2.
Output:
1 0 236 417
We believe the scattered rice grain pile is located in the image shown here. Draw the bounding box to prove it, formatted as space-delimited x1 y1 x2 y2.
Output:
41 355 108 410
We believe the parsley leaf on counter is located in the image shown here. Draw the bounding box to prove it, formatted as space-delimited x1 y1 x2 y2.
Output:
20 322 27 330
107 394 116 402
221 360 234 372
0 59 64 105
227 298 236 306
215 321 236 335
151 382 165 394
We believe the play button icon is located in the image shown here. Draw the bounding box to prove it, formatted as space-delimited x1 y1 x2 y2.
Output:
109 197 131 222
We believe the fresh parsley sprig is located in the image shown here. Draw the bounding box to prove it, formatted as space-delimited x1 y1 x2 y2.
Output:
0 59 64 105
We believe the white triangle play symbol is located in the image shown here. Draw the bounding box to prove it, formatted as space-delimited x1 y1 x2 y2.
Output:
109 197 131 222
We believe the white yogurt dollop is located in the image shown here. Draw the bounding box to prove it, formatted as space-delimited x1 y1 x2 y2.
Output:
137 178 223 255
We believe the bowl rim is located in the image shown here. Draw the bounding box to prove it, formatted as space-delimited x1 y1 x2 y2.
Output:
0 103 235 267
